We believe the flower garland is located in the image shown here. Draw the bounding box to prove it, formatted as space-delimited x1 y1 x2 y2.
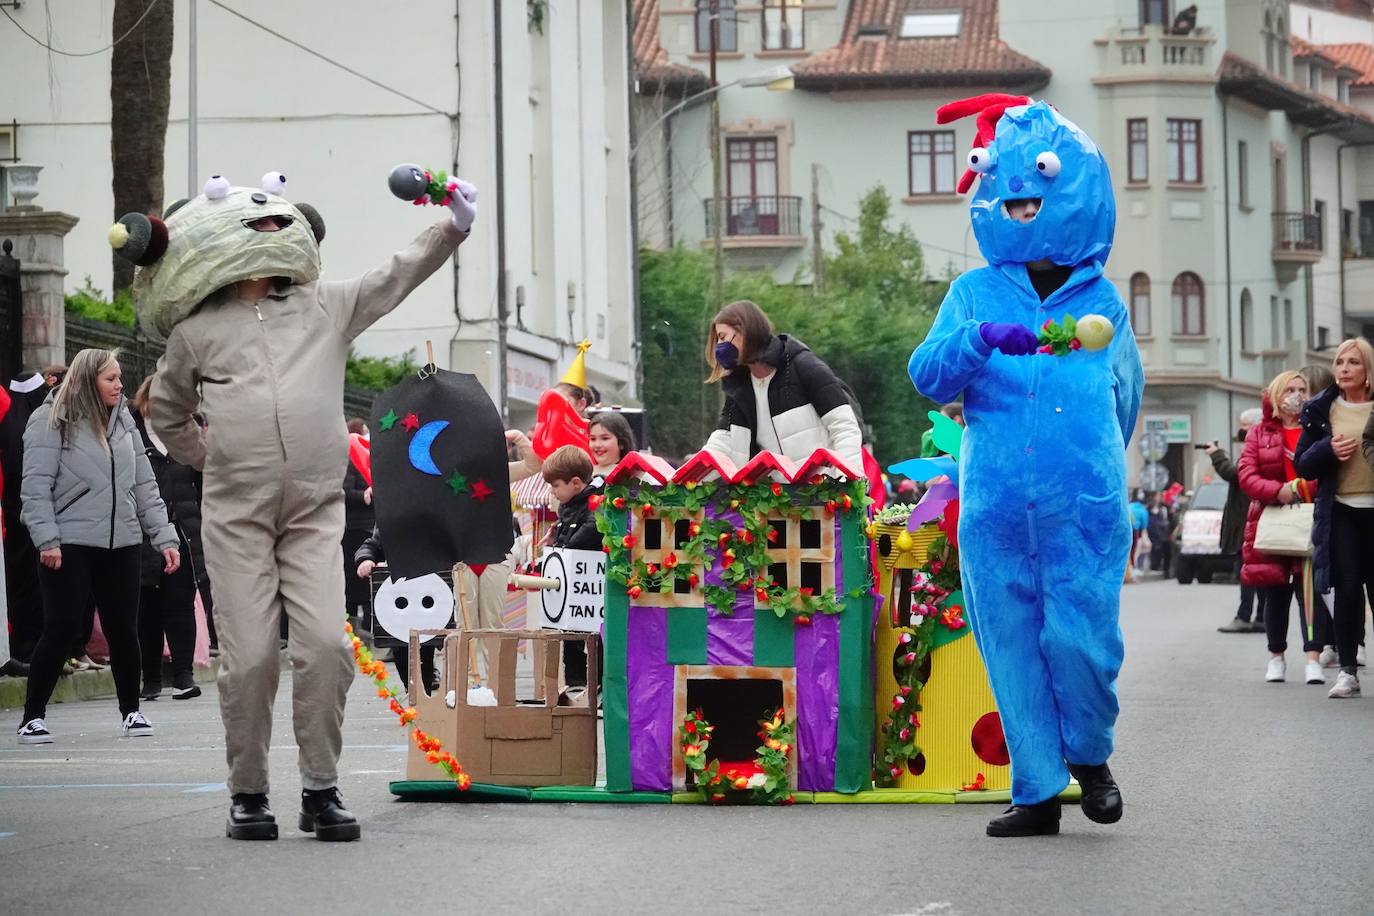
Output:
681 707 796 805
595 477 870 621
875 528 964 787
345 622 472 790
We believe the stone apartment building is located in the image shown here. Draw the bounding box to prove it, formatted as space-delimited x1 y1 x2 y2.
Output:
631 0 1374 488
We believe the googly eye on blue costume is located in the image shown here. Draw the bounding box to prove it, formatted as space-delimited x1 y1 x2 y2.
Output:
967 101 1116 268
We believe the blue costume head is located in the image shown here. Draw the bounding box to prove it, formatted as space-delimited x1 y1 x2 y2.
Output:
938 96 1115 269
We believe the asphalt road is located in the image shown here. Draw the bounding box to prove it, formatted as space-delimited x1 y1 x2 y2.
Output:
1 574 1371 916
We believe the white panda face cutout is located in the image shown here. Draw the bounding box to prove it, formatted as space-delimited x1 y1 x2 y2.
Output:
374 574 455 643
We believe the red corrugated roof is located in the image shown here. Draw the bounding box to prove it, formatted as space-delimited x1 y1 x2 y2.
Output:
607 449 860 485
791 0 1049 90
1321 42 1374 87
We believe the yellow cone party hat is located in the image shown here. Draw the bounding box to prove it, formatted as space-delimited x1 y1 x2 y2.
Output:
559 340 592 389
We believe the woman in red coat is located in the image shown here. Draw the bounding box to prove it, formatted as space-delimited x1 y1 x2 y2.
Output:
1238 370 1331 685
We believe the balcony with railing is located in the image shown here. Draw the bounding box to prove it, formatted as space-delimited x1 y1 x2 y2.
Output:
1272 212 1323 265
703 195 805 248
1094 24 1215 84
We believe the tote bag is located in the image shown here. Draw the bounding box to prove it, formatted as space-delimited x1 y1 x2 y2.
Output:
1254 503 1315 557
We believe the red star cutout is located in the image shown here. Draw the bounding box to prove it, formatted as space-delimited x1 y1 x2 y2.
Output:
402 412 420 432
469 479 494 502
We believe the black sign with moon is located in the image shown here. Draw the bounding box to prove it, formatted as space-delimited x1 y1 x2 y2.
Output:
369 369 514 579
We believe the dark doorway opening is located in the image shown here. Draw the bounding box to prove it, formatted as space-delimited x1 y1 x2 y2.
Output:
685 676 783 778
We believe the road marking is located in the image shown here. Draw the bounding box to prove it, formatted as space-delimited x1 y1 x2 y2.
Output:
184 783 227 793
0 832 15 839
0 744 406 754
0 782 220 790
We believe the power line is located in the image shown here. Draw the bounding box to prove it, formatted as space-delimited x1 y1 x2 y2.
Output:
1 0 161 58
205 0 453 118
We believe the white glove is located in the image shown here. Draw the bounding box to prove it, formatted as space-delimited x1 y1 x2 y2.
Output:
447 178 478 232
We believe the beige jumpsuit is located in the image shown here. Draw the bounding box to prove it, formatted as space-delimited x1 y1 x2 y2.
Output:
151 220 465 795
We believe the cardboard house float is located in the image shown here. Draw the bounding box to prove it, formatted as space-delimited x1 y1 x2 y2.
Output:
597 448 874 795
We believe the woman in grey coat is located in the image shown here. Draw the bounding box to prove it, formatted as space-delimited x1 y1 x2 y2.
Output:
16 349 179 744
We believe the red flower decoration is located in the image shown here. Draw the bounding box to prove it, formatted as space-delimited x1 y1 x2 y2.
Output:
621 534 637 548
588 494 603 511
770 482 783 496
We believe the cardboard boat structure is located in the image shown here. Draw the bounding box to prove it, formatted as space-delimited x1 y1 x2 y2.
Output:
390 448 1078 805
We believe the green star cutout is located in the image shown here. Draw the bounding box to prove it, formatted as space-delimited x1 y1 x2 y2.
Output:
378 409 399 432
446 471 469 496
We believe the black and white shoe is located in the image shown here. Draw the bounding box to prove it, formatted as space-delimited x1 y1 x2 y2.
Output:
172 672 201 700
122 710 154 737
17 718 53 745
141 683 162 701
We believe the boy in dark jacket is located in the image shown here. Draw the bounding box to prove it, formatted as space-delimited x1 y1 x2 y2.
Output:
542 445 603 694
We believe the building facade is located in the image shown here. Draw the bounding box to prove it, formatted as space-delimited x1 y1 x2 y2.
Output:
633 0 1374 488
0 0 638 427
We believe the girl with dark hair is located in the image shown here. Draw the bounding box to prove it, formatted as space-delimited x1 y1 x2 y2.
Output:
702 300 863 472
587 411 636 478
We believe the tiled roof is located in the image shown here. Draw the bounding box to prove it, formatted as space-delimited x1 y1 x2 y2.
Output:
1321 42 1374 87
1217 51 1374 140
791 0 1049 91
631 0 709 95
1289 34 1349 69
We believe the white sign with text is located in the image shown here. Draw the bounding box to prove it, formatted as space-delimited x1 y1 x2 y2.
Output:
528 548 606 632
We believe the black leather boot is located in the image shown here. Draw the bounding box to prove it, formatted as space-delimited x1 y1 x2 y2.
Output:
1068 762 1123 824
986 798 1061 837
226 793 277 840
299 787 361 841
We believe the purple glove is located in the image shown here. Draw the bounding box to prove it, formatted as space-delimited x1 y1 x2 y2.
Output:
979 322 1039 356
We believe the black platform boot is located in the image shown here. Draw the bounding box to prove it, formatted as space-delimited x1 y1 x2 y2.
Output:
226 793 278 840
1068 762 1123 824
300 787 361 841
986 797 1061 837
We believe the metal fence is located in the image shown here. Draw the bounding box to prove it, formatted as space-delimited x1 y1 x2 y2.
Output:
64 313 378 418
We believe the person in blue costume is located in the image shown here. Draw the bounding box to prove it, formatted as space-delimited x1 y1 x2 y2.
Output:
908 95 1144 838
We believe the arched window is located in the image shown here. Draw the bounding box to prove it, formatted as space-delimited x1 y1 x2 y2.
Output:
1239 288 1254 351
1276 15 1288 77
1171 271 1205 335
762 0 804 50
696 0 738 53
1130 272 1152 337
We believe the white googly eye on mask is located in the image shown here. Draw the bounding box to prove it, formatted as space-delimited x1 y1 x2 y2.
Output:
1035 151 1062 178
967 147 992 173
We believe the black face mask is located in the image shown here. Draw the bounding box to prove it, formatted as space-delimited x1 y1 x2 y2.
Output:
1235 429 1247 443
714 341 740 372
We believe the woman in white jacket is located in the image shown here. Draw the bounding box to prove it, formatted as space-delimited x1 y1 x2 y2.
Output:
17 349 179 744
703 300 863 473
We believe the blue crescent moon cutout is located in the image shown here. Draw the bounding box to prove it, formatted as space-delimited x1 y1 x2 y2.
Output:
408 420 450 476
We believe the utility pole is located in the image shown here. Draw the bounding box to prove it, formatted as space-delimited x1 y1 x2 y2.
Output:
187 0 198 196
811 163 823 292
709 0 724 310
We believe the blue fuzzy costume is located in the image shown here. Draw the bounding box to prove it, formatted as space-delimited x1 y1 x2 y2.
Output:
908 100 1144 806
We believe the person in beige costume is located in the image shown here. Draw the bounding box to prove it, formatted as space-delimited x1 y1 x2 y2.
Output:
111 170 477 841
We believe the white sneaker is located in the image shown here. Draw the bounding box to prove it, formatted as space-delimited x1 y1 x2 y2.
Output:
1320 646 1339 668
17 718 53 745
1328 671 1361 699
1305 660 1324 685
1265 657 1286 682
1359 645 1367 668
122 710 154 737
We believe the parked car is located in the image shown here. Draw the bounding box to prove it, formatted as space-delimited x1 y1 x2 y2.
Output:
1173 481 1234 585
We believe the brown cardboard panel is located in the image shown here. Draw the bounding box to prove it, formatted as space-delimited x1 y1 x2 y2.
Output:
483 707 555 740
491 733 563 776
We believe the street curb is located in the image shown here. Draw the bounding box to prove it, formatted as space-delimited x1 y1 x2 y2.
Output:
0 659 219 711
